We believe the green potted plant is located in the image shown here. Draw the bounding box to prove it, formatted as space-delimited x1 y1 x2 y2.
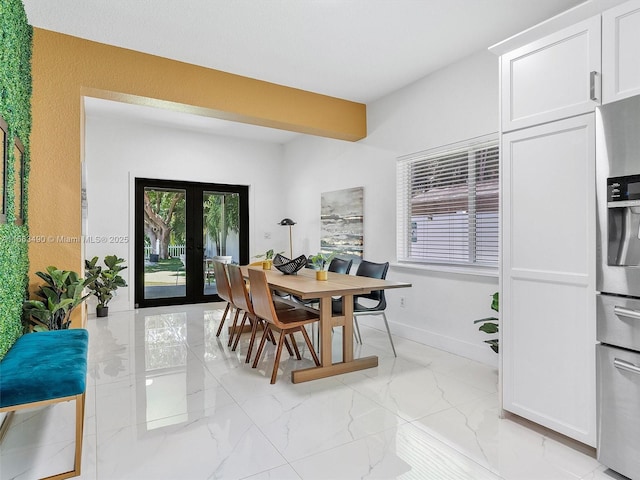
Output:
85 255 128 317
254 248 283 270
23 266 95 331
473 292 499 353
309 252 336 280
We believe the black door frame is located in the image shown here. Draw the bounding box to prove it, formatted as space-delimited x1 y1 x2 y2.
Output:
134 177 249 308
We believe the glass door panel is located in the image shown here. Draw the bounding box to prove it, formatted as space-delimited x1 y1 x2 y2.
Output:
142 187 187 300
203 191 240 296
135 178 248 308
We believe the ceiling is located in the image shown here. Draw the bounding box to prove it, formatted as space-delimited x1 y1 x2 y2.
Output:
24 0 586 143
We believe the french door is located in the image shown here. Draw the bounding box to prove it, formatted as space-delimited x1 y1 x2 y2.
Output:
134 178 249 308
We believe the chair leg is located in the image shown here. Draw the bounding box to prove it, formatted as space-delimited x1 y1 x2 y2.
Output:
288 332 301 359
245 316 260 363
381 312 397 357
252 325 270 368
299 325 321 366
232 312 249 351
353 315 362 344
270 332 286 384
215 303 231 337
283 336 294 356
266 323 277 345
227 308 242 347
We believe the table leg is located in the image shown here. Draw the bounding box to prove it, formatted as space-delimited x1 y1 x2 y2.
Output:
342 294 354 362
291 294 378 383
318 296 333 366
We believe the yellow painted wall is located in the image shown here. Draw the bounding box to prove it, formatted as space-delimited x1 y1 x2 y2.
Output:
29 28 366 324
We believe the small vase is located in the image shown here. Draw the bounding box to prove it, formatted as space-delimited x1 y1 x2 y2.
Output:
96 305 109 317
262 260 272 270
316 270 328 281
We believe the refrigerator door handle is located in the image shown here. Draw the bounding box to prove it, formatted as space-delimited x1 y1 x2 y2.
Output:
614 305 640 321
614 357 640 375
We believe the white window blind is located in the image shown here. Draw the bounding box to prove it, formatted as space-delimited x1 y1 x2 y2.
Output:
397 135 499 267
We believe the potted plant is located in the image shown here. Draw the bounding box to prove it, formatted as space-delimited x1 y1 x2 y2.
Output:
23 266 95 331
85 255 128 317
310 252 336 280
473 292 499 353
254 248 283 270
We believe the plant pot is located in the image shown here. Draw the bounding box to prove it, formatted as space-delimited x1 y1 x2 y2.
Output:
262 260 273 270
316 270 328 281
96 306 109 317
213 255 233 264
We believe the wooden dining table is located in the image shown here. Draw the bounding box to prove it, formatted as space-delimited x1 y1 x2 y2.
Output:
240 265 411 383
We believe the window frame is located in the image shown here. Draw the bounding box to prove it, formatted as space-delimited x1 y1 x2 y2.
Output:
396 134 499 272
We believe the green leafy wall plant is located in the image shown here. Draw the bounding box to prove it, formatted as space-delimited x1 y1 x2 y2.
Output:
0 0 32 359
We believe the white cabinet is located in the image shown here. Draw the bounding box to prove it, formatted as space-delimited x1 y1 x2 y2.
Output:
502 114 596 446
501 17 601 132
603 0 640 103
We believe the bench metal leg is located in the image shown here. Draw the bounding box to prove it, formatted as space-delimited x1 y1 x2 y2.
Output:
0 393 87 480
0 411 15 443
39 392 85 480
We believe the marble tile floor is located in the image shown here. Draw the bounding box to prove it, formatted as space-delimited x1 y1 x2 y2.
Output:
0 303 619 479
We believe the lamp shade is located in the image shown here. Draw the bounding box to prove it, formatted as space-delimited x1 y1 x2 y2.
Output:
278 218 296 226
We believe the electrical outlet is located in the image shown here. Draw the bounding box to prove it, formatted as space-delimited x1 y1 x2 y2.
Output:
400 297 406 308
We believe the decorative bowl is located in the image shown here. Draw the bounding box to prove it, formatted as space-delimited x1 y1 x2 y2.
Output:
273 254 307 275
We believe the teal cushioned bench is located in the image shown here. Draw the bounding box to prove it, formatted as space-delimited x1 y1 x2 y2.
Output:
0 329 89 480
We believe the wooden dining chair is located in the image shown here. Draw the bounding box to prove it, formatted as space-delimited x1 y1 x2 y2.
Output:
213 261 241 346
227 264 262 360
249 268 321 384
227 264 291 362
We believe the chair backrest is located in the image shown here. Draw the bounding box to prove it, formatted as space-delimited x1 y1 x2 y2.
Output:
248 268 281 328
227 264 252 314
212 261 233 304
329 257 353 274
355 260 389 308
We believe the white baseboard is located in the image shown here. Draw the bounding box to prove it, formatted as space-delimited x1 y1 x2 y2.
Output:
357 316 499 368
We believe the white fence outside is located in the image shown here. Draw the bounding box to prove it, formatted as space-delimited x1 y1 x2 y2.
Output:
145 244 186 259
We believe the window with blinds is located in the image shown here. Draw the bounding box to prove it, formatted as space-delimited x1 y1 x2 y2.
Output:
397 135 499 267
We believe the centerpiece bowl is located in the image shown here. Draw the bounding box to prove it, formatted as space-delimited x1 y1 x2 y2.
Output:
273 254 307 275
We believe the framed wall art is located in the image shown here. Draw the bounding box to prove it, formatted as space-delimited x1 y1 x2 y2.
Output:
13 135 24 225
0 114 7 223
320 187 363 261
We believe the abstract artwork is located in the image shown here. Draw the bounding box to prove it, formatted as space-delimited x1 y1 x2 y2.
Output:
321 187 363 260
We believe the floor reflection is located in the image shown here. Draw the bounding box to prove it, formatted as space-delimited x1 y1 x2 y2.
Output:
137 311 200 431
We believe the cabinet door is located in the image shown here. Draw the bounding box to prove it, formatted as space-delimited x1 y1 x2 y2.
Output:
603 0 640 103
502 114 596 446
501 17 601 132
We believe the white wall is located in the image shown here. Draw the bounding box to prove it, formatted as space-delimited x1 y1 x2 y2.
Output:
84 116 288 313
283 50 500 366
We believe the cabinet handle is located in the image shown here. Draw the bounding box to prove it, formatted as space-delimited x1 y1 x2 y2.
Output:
614 305 640 320
590 71 599 102
614 358 640 375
